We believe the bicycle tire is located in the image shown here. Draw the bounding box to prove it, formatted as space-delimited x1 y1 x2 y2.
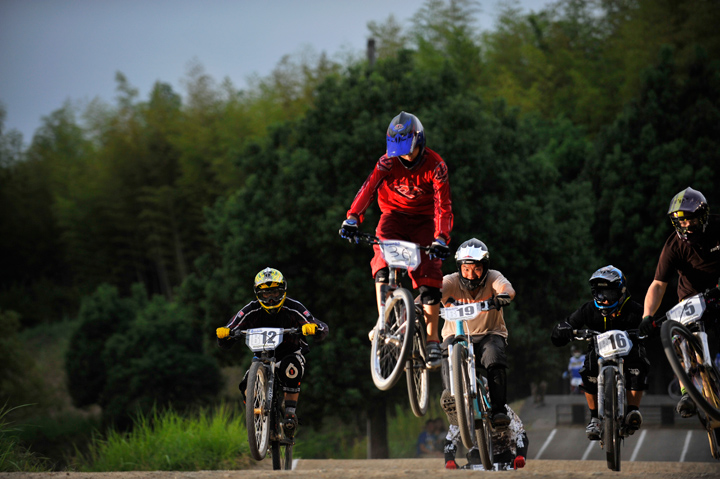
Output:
370 288 415 391
698 411 720 460
406 324 429 417
246 362 270 461
661 320 720 422
603 367 621 471
475 378 494 470
452 343 476 449
271 441 293 470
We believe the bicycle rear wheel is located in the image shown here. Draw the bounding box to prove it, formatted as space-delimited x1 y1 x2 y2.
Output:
371 288 415 391
271 441 293 470
452 343 476 449
603 367 621 471
246 362 270 461
661 320 720 422
406 318 429 417
475 378 494 470
698 411 720 460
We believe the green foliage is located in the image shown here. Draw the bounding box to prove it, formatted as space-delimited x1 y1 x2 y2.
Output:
101 295 223 427
65 284 222 427
591 45 720 304
75 404 250 471
65 284 143 408
0 311 48 410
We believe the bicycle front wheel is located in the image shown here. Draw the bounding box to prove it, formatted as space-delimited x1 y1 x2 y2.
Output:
371 288 415 391
603 367 621 471
661 320 720 422
246 362 271 461
452 343 476 449
475 377 494 470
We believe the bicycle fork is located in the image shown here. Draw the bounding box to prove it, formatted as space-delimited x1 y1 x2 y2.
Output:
597 358 625 435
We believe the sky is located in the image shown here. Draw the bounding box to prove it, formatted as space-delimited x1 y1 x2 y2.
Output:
0 0 551 144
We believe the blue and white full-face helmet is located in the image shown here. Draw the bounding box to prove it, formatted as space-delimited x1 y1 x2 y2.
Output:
386 111 425 159
589 265 627 317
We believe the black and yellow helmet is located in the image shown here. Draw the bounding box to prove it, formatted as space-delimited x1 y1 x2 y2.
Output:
253 267 287 313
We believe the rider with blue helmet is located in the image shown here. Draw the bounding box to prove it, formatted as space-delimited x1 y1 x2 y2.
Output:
551 265 649 441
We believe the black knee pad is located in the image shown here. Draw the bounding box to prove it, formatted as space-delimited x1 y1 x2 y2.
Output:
278 353 305 393
419 286 441 305
375 268 389 283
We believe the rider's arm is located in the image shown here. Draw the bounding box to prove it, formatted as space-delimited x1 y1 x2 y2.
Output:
347 157 391 223
431 160 453 243
643 280 668 318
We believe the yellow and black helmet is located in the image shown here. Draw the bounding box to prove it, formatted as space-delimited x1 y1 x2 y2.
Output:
253 267 287 313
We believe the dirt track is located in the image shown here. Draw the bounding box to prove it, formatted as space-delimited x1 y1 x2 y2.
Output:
1 459 718 479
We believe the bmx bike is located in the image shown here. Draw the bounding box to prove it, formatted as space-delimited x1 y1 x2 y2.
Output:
657 285 720 460
441 299 497 470
234 327 299 470
353 232 432 417
572 328 644 471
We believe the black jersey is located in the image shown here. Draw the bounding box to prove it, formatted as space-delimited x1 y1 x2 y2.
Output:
551 299 646 360
218 297 328 358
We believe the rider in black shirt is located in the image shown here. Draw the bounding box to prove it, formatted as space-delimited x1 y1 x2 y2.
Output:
216 267 328 432
552 265 649 440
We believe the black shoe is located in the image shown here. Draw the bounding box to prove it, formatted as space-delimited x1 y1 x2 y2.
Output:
426 341 442 370
677 393 697 418
284 407 298 434
625 410 643 434
491 411 510 430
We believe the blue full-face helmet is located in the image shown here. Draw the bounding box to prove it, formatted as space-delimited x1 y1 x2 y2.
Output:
386 111 425 158
589 265 627 316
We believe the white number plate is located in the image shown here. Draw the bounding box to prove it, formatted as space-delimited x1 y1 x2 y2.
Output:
379 240 421 269
441 301 492 320
666 294 706 326
245 328 284 352
597 330 632 359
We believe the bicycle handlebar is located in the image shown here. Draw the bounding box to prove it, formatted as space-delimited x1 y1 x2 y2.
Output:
231 327 301 338
350 232 433 251
572 328 646 341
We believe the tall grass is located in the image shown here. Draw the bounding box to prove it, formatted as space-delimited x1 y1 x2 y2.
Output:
0 403 50 472
75 403 251 471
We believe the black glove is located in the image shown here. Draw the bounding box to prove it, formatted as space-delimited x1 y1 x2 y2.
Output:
339 218 358 241
639 316 655 336
429 238 450 260
554 321 574 340
494 293 512 309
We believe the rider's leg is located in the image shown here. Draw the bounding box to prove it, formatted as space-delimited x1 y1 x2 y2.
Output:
278 353 305 432
580 370 601 440
419 286 443 369
477 335 510 427
423 302 440 342
625 390 644 431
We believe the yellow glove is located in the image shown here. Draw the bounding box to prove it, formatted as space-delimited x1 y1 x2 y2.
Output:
216 327 231 339
302 323 318 336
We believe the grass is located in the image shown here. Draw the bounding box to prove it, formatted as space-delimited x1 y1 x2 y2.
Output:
74 404 251 471
0 403 50 472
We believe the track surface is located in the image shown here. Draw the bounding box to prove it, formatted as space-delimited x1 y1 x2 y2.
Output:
1 459 718 479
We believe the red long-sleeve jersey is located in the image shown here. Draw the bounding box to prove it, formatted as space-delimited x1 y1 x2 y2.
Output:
347 148 453 242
